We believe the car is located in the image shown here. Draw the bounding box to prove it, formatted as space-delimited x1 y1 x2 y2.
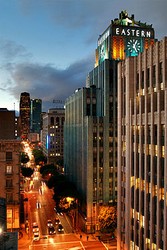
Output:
58 224 64 232
32 222 39 232
55 218 60 225
48 226 56 235
33 232 40 241
54 207 63 216
47 219 53 227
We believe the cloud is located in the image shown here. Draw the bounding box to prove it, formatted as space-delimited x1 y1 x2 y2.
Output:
19 0 167 42
0 39 32 61
8 54 94 111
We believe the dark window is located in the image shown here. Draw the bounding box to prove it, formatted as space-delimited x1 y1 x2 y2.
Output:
146 68 150 88
153 125 157 144
159 62 163 83
50 117 54 126
6 179 13 188
152 65 156 87
92 104 96 116
141 71 144 89
56 117 60 125
136 73 139 92
86 104 90 116
6 152 12 161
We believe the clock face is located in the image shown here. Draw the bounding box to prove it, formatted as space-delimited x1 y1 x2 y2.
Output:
100 44 105 58
127 39 141 56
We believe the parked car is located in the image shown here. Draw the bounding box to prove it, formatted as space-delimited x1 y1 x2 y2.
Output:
48 226 56 235
55 218 60 225
32 222 39 232
33 232 40 241
54 207 63 216
58 224 64 232
47 219 53 227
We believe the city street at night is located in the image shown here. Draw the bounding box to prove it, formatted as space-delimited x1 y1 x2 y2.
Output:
19 169 110 250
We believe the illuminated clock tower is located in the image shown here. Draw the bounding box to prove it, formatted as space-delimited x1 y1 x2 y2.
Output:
95 10 155 65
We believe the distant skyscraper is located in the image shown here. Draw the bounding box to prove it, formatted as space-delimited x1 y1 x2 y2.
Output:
41 108 65 165
19 92 30 139
30 99 42 134
117 37 167 250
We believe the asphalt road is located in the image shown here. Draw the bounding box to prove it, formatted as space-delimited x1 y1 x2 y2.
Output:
19 171 113 250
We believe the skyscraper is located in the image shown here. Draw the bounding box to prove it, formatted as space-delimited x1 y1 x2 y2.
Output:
19 92 31 139
30 99 42 134
64 11 155 233
117 37 167 250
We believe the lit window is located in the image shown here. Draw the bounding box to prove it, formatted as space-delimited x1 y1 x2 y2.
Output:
162 146 165 158
154 145 158 156
160 82 164 90
6 166 12 174
160 188 164 200
154 185 157 196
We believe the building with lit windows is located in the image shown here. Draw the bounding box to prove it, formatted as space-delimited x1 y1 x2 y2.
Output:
0 140 21 231
30 99 42 134
19 92 31 139
64 10 155 233
117 37 167 249
41 108 65 165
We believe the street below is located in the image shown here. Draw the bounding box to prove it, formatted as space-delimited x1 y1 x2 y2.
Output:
19 168 111 249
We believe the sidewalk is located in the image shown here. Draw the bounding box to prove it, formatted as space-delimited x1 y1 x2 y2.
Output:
18 226 32 250
75 230 117 249
75 231 96 241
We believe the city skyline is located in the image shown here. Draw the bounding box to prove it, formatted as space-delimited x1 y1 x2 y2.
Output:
0 0 166 112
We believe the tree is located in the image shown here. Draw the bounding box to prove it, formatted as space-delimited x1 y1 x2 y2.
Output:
98 205 117 233
20 152 29 164
21 167 34 178
32 149 47 165
39 164 58 178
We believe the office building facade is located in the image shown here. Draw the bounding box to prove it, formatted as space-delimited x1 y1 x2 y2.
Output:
64 11 155 233
117 37 167 249
41 108 65 165
19 92 31 139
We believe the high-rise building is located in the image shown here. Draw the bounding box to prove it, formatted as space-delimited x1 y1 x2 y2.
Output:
117 37 167 250
19 92 31 139
64 11 155 233
30 99 42 134
41 108 65 165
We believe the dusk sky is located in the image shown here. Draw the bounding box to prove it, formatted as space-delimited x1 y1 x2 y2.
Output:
0 0 167 112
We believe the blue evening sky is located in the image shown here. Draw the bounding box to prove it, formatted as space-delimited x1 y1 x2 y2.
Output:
0 0 166 112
